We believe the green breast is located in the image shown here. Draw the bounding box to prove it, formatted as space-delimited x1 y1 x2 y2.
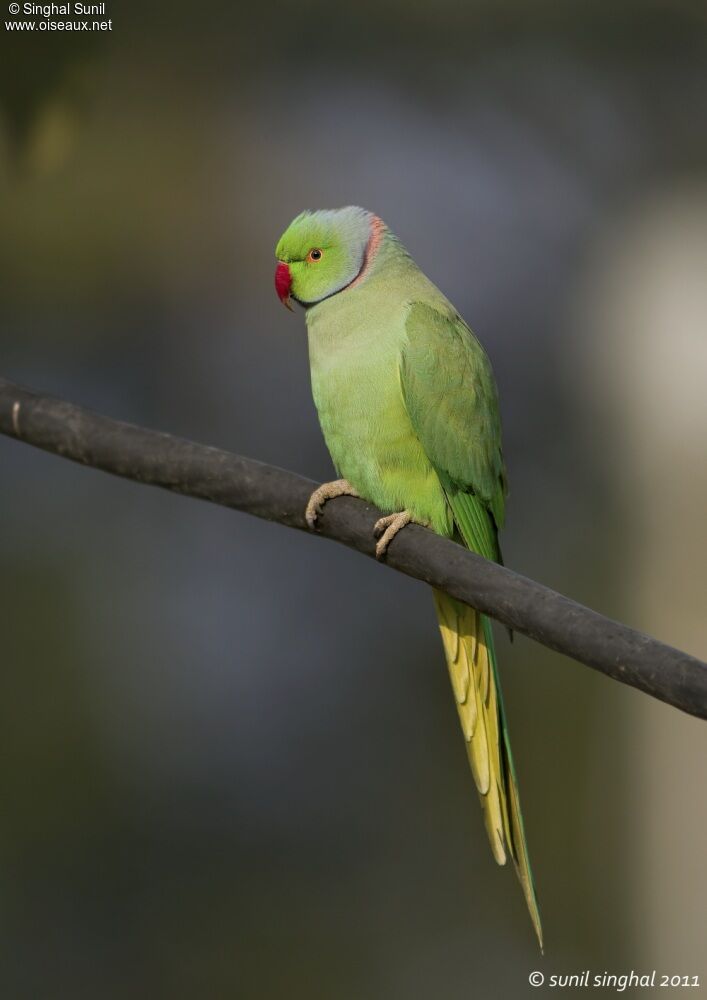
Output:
305 280 453 535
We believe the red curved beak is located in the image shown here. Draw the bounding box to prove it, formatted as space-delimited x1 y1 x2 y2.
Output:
275 261 293 311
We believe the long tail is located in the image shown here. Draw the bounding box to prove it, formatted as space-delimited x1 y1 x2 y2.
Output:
433 589 543 950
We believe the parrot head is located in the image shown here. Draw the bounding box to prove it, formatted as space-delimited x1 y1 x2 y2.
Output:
275 207 383 309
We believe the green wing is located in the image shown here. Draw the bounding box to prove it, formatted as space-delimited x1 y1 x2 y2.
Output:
400 301 507 556
401 301 543 949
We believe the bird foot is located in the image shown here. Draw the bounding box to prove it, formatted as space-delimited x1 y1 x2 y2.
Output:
373 510 415 559
305 479 360 529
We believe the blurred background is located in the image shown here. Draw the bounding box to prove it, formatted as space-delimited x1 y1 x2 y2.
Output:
1 1 706 996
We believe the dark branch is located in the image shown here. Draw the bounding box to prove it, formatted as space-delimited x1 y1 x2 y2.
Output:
1 376 706 721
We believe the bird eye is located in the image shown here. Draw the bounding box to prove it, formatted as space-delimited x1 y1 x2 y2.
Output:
308 248 323 262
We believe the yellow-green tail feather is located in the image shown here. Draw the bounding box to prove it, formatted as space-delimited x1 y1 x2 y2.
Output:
434 589 543 950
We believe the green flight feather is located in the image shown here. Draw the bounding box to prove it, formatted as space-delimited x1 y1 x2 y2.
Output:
401 300 542 948
401 301 507 535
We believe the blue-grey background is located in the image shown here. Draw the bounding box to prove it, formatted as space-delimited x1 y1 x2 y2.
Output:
1 2 706 996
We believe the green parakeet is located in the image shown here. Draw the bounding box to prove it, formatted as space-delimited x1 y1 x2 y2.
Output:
274 206 542 948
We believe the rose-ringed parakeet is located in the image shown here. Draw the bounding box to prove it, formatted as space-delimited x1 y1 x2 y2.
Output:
274 207 542 948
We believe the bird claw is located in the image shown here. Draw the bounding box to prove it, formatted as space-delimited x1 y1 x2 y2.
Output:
305 479 360 530
373 510 413 559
